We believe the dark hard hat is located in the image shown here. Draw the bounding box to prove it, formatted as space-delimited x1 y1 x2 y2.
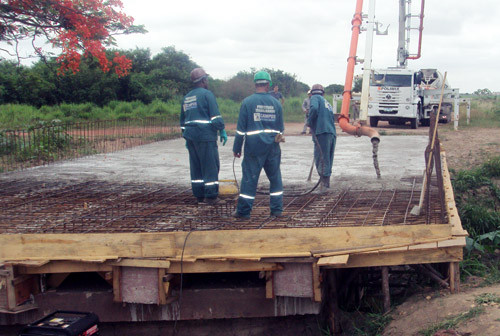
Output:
311 84 324 95
190 68 208 83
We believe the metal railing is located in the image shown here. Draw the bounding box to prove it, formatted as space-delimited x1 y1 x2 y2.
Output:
0 117 180 173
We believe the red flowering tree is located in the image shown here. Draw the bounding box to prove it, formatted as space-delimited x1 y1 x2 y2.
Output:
0 0 144 77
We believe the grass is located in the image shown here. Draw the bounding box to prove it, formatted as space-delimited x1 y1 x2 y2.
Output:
351 312 393 336
417 305 485 336
475 292 500 304
1 95 312 129
458 96 500 128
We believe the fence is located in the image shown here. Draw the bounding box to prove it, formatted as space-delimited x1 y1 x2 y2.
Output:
0 117 181 173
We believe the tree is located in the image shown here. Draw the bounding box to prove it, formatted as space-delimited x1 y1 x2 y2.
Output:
0 0 145 77
473 88 492 96
325 84 343 95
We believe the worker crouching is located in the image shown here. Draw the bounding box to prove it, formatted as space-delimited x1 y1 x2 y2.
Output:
180 68 227 204
232 71 284 219
307 84 336 193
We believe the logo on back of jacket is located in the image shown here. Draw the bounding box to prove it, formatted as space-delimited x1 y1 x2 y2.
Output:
183 96 197 112
325 101 333 113
254 105 276 122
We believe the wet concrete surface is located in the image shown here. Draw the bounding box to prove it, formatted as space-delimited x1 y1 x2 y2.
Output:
0 135 428 191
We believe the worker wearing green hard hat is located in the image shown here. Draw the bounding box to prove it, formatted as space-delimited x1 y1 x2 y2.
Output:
232 70 284 219
253 70 273 87
180 67 227 205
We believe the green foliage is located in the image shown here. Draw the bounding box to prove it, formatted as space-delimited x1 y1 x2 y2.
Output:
417 306 485 336
464 96 500 128
473 88 492 95
453 156 500 284
350 312 393 336
325 84 344 95
475 292 500 304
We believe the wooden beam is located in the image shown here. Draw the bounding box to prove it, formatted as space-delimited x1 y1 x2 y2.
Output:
158 268 167 305
4 260 50 267
107 259 171 269
2 265 16 310
437 237 466 248
0 225 452 261
449 261 460 293
265 271 273 299
17 259 280 275
312 262 322 302
112 266 121 302
168 260 281 274
318 254 349 267
441 151 468 236
313 237 451 258
381 266 390 312
18 261 112 274
323 246 463 269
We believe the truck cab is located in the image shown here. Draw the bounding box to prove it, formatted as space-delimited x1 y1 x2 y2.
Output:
367 68 422 129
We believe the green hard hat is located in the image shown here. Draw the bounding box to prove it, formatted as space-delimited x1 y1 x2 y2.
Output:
254 71 272 87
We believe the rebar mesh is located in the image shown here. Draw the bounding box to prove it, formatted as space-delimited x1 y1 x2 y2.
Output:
0 177 447 234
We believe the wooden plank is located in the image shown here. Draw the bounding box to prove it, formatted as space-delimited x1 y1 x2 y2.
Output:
313 237 450 258
441 151 468 236
0 224 452 261
265 271 273 299
107 259 171 269
158 268 167 305
18 261 112 274
312 262 322 302
4 265 16 310
318 255 350 266
449 261 460 293
4 260 50 267
17 259 279 275
323 247 463 269
168 260 281 274
381 266 390 312
438 237 466 248
408 242 438 250
112 266 121 302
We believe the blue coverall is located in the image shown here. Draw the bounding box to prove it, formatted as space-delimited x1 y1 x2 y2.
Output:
307 94 336 178
233 92 284 216
180 87 225 200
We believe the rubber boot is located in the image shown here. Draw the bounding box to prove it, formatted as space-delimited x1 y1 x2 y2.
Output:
319 176 329 194
324 176 330 188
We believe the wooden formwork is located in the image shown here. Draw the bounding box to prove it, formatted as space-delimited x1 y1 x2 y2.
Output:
0 150 466 330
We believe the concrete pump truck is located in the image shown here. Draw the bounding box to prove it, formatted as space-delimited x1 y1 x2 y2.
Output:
366 0 460 129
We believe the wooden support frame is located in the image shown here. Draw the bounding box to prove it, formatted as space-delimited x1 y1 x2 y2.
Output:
0 224 453 262
449 262 460 293
381 266 390 313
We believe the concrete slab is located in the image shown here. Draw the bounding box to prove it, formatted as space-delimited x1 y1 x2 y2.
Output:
0 135 428 191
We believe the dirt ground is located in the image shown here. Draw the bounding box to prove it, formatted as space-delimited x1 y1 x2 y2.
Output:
284 121 500 335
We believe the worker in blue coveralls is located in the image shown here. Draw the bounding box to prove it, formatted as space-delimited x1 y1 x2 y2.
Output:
180 68 227 205
307 84 336 193
232 71 284 219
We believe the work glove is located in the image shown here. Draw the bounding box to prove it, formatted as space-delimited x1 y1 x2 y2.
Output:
219 129 228 146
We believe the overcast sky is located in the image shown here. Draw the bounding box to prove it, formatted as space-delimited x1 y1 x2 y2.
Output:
113 0 499 94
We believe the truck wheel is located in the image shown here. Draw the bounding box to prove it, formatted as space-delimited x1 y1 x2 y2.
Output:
410 116 419 129
370 117 379 127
